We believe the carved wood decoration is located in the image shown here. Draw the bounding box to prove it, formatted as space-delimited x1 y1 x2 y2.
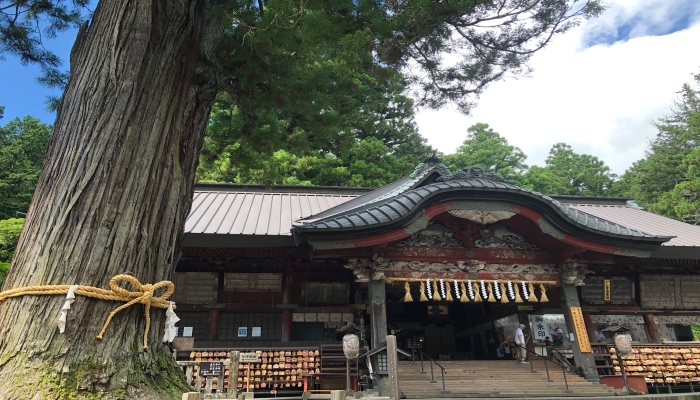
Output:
561 261 591 286
474 224 539 250
395 221 463 247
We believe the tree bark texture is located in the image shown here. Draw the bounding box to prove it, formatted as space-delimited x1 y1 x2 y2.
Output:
0 1 222 399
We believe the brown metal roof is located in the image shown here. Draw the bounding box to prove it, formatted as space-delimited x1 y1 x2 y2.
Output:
566 204 700 247
185 191 357 236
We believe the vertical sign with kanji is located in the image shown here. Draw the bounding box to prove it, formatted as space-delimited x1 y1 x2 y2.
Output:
569 306 592 353
604 279 611 301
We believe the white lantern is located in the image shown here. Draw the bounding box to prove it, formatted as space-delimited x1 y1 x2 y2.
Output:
614 333 633 356
342 333 360 359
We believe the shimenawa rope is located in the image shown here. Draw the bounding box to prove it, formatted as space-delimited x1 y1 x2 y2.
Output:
0 274 176 349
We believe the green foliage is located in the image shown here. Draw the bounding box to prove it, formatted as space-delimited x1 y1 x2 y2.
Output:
0 217 24 287
443 123 528 182
0 116 52 219
197 73 435 186
523 143 618 196
693 325 700 340
617 71 700 224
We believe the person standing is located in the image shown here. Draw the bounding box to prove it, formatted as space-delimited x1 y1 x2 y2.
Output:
515 324 529 363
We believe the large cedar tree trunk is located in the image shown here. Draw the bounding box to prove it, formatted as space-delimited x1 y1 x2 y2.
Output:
0 1 222 398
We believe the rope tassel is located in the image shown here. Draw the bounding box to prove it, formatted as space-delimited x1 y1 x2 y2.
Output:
529 282 538 302
404 282 413 303
460 282 469 303
432 280 442 301
445 281 453 302
419 281 428 302
539 283 549 302
499 282 509 303
472 282 482 302
486 282 496 302
514 282 523 303
0 274 176 350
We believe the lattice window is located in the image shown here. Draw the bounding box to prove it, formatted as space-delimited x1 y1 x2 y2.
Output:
218 312 283 340
223 273 282 291
177 311 210 340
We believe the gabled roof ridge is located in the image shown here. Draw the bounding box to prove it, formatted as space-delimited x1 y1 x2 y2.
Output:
295 177 675 242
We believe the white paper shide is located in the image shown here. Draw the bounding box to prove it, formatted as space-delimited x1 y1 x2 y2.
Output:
57 285 79 333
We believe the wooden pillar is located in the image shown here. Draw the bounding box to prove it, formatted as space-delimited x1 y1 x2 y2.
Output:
282 310 293 342
387 335 401 399
582 312 597 343
282 276 293 342
561 283 599 382
643 314 663 344
208 309 219 342
369 279 387 348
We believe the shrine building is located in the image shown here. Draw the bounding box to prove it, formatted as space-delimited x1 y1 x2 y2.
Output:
173 161 700 396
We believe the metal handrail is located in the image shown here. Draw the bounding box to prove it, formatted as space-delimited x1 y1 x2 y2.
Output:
514 343 572 393
411 348 448 394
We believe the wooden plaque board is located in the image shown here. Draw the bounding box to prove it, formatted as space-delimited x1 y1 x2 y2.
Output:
570 306 591 353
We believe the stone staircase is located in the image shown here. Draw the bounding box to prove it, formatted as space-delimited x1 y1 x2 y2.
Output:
398 359 620 398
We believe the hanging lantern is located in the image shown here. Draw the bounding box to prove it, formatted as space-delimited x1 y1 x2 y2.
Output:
342 334 360 359
614 333 633 356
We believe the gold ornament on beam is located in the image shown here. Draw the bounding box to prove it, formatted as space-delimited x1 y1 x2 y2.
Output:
419 281 428 302
460 282 469 303
432 280 442 301
404 281 413 303
539 283 549 302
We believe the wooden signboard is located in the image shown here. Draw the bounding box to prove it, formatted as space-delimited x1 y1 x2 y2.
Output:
640 275 700 309
199 361 223 377
171 272 218 304
224 273 282 291
569 306 591 353
581 277 634 304
240 353 260 363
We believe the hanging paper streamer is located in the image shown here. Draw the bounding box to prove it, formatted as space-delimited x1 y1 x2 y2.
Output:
507 281 515 301
499 282 509 303
539 283 549 302
465 280 473 301
521 281 530 301
432 280 442 301
163 301 179 343
513 282 523 303
493 280 502 301
426 279 433 300
404 282 414 303
453 280 461 300
472 281 483 302
528 282 538 302
445 280 453 301
420 281 428 302
57 285 79 333
460 282 469 303
439 279 447 300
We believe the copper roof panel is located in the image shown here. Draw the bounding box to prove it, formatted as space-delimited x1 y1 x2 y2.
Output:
185 191 357 236
566 204 700 246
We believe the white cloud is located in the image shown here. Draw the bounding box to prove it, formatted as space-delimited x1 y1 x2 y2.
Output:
416 1 700 174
